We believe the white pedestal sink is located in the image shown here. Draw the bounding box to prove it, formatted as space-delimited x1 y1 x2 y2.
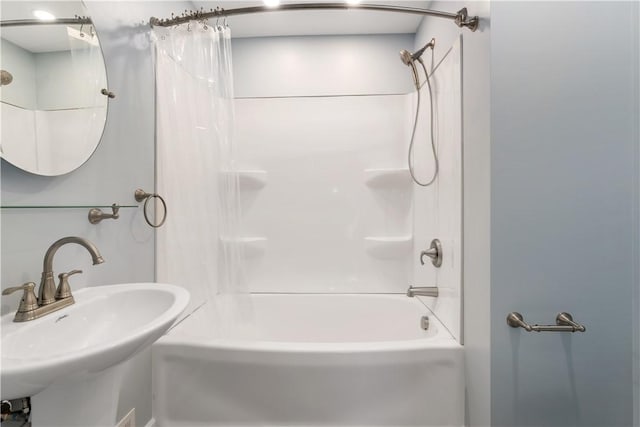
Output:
1 283 189 427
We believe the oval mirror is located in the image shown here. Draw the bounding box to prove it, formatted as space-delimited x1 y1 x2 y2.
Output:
0 1 108 176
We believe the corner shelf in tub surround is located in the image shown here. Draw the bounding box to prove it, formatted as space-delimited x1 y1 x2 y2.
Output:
364 168 411 189
220 236 267 258
221 170 268 191
365 236 413 259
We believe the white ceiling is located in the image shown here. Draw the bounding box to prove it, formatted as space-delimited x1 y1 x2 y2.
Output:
189 0 432 38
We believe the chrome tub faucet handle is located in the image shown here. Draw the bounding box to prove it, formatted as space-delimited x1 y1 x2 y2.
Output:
420 239 442 268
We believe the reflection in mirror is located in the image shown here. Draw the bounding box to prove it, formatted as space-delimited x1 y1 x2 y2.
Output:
0 1 108 176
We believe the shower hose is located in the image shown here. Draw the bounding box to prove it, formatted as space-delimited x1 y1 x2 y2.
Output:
408 58 438 187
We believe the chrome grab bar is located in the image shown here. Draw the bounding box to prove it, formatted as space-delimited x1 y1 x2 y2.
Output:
507 312 586 333
420 239 442 268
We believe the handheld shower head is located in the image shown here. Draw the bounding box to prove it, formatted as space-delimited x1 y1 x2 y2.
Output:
399 38 436 65
399 49 419 88
405 59 420 88
399 39 435 89
399 49 413 66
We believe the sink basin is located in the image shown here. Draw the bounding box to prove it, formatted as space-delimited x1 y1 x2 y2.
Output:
1 282 189 399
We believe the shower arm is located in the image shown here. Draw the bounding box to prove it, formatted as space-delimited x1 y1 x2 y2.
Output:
149 4 479 32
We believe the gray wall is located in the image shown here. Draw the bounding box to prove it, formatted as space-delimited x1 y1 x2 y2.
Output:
0 38 37 109
490 2 638 425
35 49 106 110
418 1 639 426
0 2 187 425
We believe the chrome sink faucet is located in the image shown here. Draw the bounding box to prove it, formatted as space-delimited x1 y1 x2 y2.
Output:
39 236 104 305
2 237 104 322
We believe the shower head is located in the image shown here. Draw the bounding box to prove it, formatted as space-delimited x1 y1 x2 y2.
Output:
401 55 420 88
399 39 436 89
399 49 414 66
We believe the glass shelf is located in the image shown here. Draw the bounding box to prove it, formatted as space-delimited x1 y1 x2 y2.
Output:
0 205 138 209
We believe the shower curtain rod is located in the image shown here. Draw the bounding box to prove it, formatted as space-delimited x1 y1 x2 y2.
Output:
149 3 479 32
0 17 91 27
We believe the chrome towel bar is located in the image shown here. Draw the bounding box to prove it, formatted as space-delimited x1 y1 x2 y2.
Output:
507 312 586 333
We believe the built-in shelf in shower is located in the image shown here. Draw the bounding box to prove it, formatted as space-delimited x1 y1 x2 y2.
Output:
220 236 267 258
364 236 413 259
221 170 268 191
364 168 411 189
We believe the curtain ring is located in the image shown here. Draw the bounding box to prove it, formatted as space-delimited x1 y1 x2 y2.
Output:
134 189 167 228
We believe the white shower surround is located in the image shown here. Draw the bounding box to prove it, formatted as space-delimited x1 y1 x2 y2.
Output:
412 36 463 341
231 36 462 340
233 94 413 293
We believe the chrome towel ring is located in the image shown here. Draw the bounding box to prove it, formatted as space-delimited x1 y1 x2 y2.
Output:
134 188 167 228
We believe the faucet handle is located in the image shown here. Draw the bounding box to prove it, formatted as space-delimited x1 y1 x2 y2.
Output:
56 269 82 299
420 239 443 268
2 282 38 313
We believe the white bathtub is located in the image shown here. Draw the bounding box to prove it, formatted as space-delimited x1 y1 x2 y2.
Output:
152 294 464 426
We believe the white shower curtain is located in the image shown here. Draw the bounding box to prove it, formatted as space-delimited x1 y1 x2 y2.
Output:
152 22 248 331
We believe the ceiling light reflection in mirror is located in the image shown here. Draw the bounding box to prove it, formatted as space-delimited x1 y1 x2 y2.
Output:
32 10 56 21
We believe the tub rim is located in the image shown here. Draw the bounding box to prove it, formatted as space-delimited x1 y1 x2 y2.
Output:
155 292 461 353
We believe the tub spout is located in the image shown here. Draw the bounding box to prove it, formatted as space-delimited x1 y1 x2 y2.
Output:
407 286 439 298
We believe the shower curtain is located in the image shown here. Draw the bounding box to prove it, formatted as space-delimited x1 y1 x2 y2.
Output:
152 21 247 330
